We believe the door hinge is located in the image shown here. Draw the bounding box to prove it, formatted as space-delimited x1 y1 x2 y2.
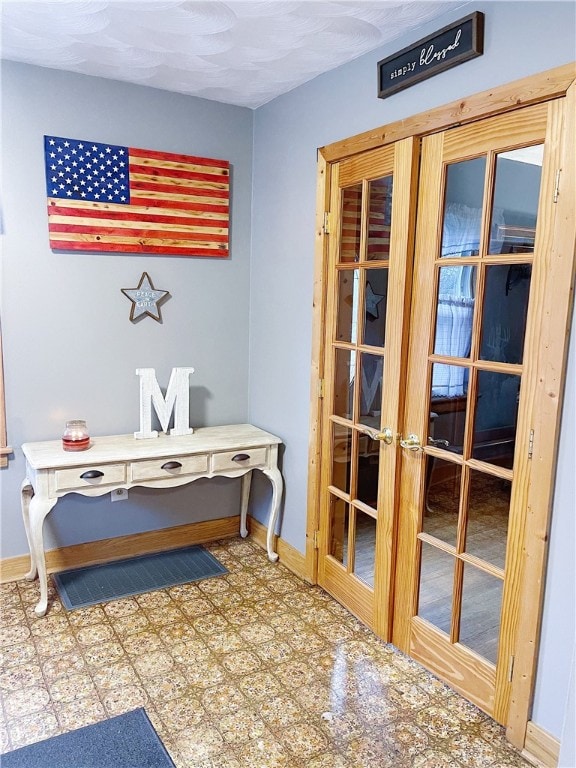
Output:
323 211 331 234
553 169 561 203
508 655 515 683
318 378 325 399
528 428 534 459
313 530 320 549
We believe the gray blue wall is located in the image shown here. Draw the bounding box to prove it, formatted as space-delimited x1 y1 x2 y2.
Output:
0 62 254 553
1 0 574 752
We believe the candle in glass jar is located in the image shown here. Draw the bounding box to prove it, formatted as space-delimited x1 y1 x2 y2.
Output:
62 420 90 451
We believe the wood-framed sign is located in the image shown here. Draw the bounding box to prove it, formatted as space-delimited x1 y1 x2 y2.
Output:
377 12 484 99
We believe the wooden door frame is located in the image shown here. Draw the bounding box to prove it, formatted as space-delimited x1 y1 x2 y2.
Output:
306 62 576 749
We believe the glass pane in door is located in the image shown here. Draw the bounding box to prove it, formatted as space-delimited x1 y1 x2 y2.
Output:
336 270 358 342
339 184 362 263
362 268 388 347
480 264 531 364
358 353 383 428
331 424 352 494
465 471 511 570
367 175 393 261
333 348 356 420
423 457 461 547
418 542 453 635
441 157 486 258
429 363 469 453
489 145 544 255
353 510 377 587
459 564 503 664
433 266 477 358
329 495 349 567
356 434 380 509
472 371 520 467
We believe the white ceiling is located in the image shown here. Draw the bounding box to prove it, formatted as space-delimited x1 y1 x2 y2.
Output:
0 1 466 109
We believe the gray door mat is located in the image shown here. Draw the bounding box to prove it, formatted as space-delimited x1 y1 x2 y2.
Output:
52 544 228 609
0 708 175 767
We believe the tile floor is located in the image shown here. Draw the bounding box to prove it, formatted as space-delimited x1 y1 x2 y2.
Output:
0 537 533 767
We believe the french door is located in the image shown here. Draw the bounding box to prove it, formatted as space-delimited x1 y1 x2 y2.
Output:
317 138 418 638
314 76 575 737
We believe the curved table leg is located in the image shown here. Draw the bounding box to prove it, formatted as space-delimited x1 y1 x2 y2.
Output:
28 495 57 617
262 467 283 563
21 479 37 580
239 471 253 539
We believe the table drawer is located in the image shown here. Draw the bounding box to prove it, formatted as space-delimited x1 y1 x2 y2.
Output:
131 454 208 482
54 463 126 492
212 447 268 472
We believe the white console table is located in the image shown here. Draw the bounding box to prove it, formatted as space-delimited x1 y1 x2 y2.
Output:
21 424 283 617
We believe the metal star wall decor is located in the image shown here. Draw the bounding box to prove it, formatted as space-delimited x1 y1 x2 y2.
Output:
121 272 169 322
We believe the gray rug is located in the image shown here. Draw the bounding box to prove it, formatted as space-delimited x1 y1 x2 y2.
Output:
52 544 227 609
0 708 175 767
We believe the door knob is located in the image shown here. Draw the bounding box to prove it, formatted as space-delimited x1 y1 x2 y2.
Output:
400 434 422 451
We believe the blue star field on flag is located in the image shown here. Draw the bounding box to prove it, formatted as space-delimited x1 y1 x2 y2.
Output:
44 136 131 204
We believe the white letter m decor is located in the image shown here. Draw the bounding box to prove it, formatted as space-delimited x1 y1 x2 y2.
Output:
134 367 195 439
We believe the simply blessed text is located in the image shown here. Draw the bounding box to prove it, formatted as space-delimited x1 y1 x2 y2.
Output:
389 28 462 81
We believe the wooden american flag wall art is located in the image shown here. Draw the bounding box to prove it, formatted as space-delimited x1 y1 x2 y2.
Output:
43 136 230 257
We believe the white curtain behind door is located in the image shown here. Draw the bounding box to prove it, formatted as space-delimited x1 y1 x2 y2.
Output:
432 203 481 398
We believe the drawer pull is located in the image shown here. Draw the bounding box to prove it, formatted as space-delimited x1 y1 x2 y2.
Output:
231 453 250 462
80 469 104 480
161 461 183 471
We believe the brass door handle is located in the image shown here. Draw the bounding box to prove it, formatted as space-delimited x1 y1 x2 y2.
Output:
359 426 393 445
375 427 394 445
428 437 450 448
400 434 422 452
